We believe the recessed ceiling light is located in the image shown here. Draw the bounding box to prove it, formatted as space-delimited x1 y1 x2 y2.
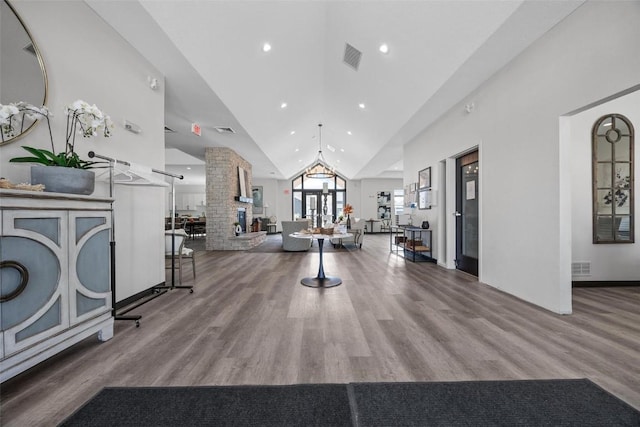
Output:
186 167 191 170
379 43 389 54
290 130 296 135
340 148 345 152
337 159 341 163
358 103 366 109
326 144 336 152
280 102 288 109
347 131 352 135
295 148 299 152
262 43 271 52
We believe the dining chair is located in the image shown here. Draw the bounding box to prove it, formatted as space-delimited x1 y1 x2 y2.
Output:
165 229 195 284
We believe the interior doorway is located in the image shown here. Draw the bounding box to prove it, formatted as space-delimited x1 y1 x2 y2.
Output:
455 150 479 276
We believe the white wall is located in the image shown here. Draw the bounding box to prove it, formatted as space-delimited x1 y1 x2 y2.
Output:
251 178 279 221
403 1 640 313
360 178 403 230
2 1 166 302
570 89 640 281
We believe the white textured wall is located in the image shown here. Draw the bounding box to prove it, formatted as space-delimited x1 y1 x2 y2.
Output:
252 177 279 220
570 90 640 281
360 178 404 229
403 1 640 313
2 1 165 302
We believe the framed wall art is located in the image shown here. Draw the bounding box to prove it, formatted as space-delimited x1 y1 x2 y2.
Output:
418 167 431 189
252 186 263 214
418 188 432 210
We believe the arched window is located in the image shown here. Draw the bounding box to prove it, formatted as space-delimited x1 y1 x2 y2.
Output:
292 174 347 227
592 114 634 243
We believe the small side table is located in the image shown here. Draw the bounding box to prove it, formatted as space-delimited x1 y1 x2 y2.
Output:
267 223 277 234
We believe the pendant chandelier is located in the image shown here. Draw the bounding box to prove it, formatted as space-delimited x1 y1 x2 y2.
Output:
304 123 336 179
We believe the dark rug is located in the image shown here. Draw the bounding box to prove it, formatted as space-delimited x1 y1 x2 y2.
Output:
59 379 640 427
59 384 352 427
349 379 640 426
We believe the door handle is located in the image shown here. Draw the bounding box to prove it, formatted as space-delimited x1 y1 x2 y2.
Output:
454 211 462 217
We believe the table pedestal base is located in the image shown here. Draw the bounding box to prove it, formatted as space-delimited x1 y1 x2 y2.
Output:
300 276 342 288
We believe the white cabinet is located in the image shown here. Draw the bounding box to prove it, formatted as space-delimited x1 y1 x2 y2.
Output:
0 190 114 382
176 192 206 211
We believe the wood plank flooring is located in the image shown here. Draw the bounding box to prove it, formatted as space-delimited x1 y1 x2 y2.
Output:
1 234 639 425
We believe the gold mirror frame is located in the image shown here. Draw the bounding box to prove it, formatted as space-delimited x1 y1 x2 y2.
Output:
0 0 48 146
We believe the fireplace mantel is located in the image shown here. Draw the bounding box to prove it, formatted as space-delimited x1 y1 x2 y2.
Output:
234 196 253 204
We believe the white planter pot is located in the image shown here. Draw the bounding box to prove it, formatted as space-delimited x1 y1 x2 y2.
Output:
31 165 95 195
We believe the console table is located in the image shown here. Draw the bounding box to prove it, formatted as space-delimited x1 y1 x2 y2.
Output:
390 225 434 262
0 190 114 382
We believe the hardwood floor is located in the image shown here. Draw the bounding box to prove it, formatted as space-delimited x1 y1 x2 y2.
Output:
1 234 639 425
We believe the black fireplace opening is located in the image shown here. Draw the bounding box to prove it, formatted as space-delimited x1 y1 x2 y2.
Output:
237 208 246 233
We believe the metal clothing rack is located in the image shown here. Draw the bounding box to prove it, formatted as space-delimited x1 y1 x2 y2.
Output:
88 151 192 327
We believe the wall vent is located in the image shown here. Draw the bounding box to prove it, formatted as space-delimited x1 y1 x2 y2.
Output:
215 126 236 134
343 43 362 71
571 262 591 277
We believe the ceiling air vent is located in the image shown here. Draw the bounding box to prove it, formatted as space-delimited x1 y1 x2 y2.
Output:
343 43 362 71
164 126 175 133
215 126 236 134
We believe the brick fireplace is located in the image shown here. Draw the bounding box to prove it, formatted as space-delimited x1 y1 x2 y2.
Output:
205 147 266 250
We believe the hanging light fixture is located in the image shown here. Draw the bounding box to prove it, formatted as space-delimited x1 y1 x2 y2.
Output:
304 123 336 179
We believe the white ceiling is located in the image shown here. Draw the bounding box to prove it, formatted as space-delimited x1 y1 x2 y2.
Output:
88 0 583 183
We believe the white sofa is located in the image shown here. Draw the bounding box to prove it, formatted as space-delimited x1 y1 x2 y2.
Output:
281 220 313 251
331 217 364 249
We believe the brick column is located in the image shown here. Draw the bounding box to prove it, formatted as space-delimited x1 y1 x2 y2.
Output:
205 147 253 250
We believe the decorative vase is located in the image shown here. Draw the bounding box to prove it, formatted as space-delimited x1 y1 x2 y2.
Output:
235 224 242 236
421 221 430 229
31 165 95 195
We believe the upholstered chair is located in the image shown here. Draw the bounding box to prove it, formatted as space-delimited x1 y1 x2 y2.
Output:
281 220 313 251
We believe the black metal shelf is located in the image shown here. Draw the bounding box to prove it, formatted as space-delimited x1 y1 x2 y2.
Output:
390 226 435 262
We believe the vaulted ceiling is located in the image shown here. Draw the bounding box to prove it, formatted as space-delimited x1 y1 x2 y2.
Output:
88 0 583 184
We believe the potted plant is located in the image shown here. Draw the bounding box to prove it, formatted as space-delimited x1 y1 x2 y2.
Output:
4 100 113 195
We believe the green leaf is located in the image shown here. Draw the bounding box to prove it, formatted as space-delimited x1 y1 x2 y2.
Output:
9 145 102 169
8 156 51 166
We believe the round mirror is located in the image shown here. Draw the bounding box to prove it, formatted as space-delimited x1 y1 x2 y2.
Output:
0 0 48 146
